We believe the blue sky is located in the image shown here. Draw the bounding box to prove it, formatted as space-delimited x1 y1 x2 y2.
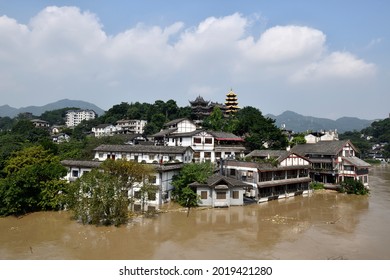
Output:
0 0 389 120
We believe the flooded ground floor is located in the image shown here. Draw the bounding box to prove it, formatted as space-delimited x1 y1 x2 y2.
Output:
1 165 390 260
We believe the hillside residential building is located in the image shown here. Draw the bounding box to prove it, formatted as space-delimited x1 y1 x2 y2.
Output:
93 144 193 164
116 119 147 134
65 109 96 127
152 118 245 162
190 174 249 207
61 160 102 182
92 124 118 137
31 119 50 128
305 130 339 144
291 140 370 187
223 151 312 203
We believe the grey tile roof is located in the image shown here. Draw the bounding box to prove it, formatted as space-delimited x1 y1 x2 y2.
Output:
209 131 243 140
94 123 113 129
246 150 287 158
61 160 102 168
164 118 189 127
190 173 249 188
93 144 192 154
342 156 371 167
291 140 356 156
151 128 178 137
168 129 204 137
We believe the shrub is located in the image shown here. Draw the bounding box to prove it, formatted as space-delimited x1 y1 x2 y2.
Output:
310 182 325 190
339 178 369 195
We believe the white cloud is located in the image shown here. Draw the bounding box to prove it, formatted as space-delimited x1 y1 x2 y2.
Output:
238 25 326 64
290 51 376 83
0 6 380 118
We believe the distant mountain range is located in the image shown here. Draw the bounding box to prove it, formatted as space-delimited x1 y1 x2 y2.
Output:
0 100 374 133
266 110 374 133
0 99 105 118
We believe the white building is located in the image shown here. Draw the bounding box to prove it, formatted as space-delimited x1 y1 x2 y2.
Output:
65 109 96 127
152 118 246 162
224 151 312 203
91 144 194 210
116 119 147 134
92 124 118 137
190 174 248 208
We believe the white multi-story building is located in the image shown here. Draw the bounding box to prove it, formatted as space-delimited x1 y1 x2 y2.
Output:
92 124 119 137
116 119 147 134
65 109 96 127
152 118 246 162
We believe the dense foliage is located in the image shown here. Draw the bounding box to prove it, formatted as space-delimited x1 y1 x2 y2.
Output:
339 178 369 195
233 106 288 150
340 118 390 159
66 159 155 226
0 146 68 216
171 162 214 207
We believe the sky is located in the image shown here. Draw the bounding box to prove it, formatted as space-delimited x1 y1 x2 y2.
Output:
0 0 389 120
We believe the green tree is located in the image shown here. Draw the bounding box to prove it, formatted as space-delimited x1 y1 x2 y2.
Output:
234 106 288 150
40 107 78 125
0 145 68 216
171 162 214 206
339 178 369 195
203 107 225 131
67 159 155 226
290 133 307 147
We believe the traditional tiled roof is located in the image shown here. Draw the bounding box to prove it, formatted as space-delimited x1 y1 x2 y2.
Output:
190 173 249 188
168 129 204 137
93 144 192 154
291 140 357 156
209 131 243 141
151 128 178 137
61 160 102 168
246 150 287 158
164 118 189 127
342 156 371 168
94 123 113 129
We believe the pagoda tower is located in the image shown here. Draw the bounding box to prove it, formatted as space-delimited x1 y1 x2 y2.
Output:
189 95 212 122
224 89 239 114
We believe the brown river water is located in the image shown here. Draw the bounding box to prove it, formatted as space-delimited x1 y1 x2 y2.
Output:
1 165 390 260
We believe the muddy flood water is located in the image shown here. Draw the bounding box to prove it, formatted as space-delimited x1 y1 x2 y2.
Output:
1 165 390 260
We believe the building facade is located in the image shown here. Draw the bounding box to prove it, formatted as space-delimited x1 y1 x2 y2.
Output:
291 140 370 187
65 109 96 127
222 151 312 203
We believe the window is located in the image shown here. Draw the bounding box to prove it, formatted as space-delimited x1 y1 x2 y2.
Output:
194 137 201 144
72 170 79 177
215 152 221 158
216 191 226 199
99 153 104 158
148 191 156 201
204 152 211 158
205 138 213 144
194 152 200 158
134 191 141 199
230 169 236 176
149 176 157 184
201 191 208 199
232 191 239 199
